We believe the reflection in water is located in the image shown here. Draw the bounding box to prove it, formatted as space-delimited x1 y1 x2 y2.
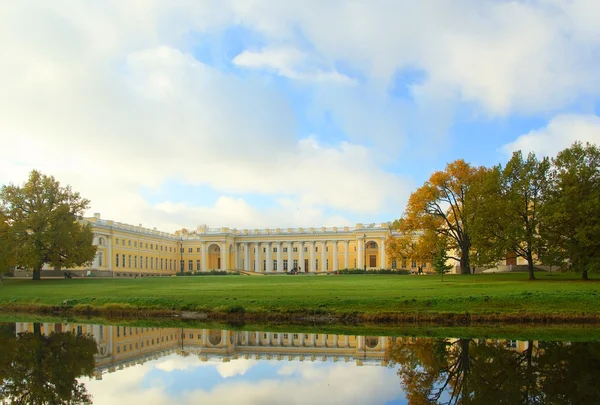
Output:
385 337 600 404
0 323 97 404
2 323 600 404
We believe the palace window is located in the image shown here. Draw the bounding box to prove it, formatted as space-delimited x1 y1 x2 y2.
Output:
412 261 417 268
128 240 131 246
146 257 149 268
304 247 307 252
293 334 298 339
316 260 318 270
273 247 277 252
134 256 137 268
263 260 266 271
197 248 201 253
315 247 318 252
145 243 148 249
116 238 119 245
188 248 193 253
283 247 288 252
283 334 288 339
273 260 277 271
98 237 105 245
188 260 193 271
160 258 164 270
98 252 103 266
122 254 126 268
180 260 184 271
293 259 298 268
128 255 132 268
391 259 397 269
150 244 153 250
326 247 329 252
263 248 266 253
196 260 200 271
122 240 125 246
283 260 288 270
293 247 298 252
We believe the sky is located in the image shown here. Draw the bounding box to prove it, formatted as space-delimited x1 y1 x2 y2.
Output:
1 0 600 232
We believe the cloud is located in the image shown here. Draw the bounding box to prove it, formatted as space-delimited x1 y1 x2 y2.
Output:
233 47 354 84
502 114 600 157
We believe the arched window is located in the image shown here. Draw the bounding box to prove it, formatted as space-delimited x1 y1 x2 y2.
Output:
98 237 105 245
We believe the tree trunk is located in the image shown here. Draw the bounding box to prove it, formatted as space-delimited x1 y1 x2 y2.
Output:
527 254 536 281
582 270 589 281
460 249 471 274
32 266 41 281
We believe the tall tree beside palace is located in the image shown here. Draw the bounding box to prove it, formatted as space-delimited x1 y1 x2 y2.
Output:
542 142 600 280
0 170 96 280
470 151 551 281
0 208 16 275
400 160 488 274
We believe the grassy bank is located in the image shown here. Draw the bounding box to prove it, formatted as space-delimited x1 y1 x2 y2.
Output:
1 272 598 323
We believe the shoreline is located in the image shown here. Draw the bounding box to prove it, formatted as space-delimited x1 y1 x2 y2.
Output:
2 303 600 326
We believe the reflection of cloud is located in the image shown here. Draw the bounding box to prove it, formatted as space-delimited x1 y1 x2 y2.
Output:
154 354 257 377
215 360 257 378
84 358 404 405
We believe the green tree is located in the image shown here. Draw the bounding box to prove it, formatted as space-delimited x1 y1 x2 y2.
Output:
543 142 600 280
432 241 453 281
0 170 96 280
470 151 551 280
0 323 98 404
0 208 16 278
401 160 488 274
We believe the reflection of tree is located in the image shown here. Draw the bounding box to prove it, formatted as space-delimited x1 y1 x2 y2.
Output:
385 337 600 405
0 323 97 404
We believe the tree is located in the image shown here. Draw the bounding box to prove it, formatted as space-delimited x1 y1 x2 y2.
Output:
432 240 453 281
0 170 96 280
0 323 97 404
401 160 488 274
470 151 551 280
0 208 16 277
386 228 438 273
543 142 600 280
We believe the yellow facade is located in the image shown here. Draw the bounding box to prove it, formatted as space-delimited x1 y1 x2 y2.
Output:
52 213 433 277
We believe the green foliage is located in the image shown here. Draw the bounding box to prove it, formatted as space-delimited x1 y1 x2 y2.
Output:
432 243 453 281
470 151 551 280
175 270 240 276
0 170 97 280
543 142 600 280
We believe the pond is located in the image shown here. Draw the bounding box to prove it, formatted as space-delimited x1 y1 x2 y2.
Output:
0 321 599 404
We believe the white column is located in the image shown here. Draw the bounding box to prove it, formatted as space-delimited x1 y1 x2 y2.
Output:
332 240 338 271
299 333 305 346
277 242 282 272
344 240 349 269
310 334 316 346
255 242 261 272
201 241 207 272
287 241 293 271
321 241 327 272
234 242 239 270
266 242 272 272
244 242 250 271
107 235 113 271
357 237 363 270
380 237 386 269
221 242 227 271
309 241 316 272
299 241 305 272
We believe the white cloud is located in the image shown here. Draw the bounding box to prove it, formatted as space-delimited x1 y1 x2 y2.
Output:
2 1 600 230
233 47 354 84
502 114 600 157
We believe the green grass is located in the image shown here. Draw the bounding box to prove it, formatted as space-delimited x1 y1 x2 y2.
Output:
1 272 599 320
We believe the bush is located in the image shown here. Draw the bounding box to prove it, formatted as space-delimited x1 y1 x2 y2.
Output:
337 268 410 275
175 270 240 276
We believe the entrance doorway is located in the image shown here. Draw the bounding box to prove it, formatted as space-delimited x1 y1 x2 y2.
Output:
369 255 376 268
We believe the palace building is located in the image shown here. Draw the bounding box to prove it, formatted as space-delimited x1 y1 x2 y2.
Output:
58 213 417 277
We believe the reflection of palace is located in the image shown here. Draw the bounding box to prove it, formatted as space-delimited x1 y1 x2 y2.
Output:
15 323 390 379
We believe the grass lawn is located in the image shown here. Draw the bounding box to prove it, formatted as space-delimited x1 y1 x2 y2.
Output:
1 272 599 319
